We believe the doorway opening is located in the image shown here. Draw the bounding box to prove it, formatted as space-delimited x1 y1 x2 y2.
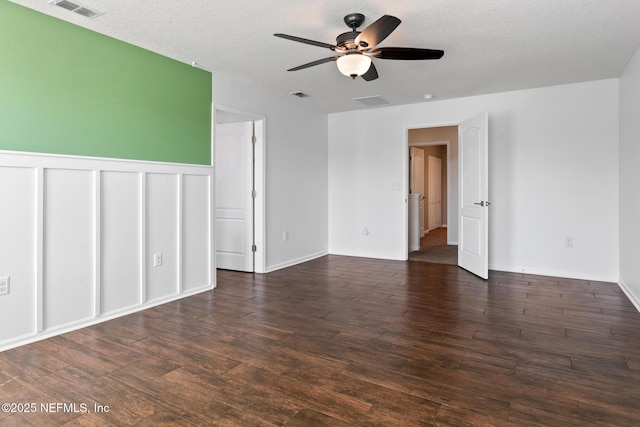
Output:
407 126 458 265
213 106 265 273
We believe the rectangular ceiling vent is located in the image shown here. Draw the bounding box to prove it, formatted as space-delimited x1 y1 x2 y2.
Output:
353 95 390 107
49 0 103 19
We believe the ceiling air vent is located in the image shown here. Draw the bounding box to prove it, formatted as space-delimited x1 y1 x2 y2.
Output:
49 0 103 18
353 95 390 107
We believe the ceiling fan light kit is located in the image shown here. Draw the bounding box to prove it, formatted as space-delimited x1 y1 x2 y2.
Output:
337 54 371 78
274 13 444 81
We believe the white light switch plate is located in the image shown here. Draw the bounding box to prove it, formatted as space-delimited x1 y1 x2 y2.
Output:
0 276 9 296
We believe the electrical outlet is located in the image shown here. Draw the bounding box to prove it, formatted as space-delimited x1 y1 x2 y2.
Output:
283 231 289 241
564 237 574 248
0 276 9 296
153 253 163 267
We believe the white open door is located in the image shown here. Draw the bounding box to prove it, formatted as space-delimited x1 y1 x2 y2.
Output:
215 120 254 272
458 112 489 279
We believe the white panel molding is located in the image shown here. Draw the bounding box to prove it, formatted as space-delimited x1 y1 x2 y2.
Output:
208 173 216 287
101 171 143 314
94 169 102 318
183 174 213 291
0 149 213 172
43 168 95 329
140 171 147 305
145 172 180 302
36 167 44 333
177 173 183 294
0 151 214 351
0 166 38 341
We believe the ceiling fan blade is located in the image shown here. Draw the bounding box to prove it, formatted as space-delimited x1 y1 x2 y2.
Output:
287 56 339 72
355 15 401 48
274 33 336 50
372 47 444 60
361 62 379 81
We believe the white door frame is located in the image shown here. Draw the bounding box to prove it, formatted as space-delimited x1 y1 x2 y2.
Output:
405 129 456 260
213 104 266 273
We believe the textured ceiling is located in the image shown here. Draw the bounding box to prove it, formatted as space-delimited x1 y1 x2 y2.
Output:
9 0 640 113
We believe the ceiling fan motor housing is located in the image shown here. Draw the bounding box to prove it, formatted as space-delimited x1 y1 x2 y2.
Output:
336 31 360 49
339 13 366 49
343 13 365 29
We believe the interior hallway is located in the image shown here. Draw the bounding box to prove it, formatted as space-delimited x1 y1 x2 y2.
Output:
409 227 458 265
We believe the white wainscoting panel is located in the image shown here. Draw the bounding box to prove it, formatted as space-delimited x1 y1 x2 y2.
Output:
43 168 96 330
101 171 142 315
146 173 179 302
182 174 212 292
0 167 37 341
0 151 214 351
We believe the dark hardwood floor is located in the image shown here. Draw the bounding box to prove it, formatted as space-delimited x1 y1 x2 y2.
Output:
2 255 640 426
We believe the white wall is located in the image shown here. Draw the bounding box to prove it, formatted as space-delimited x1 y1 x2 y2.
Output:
329 79 619 281
212 74 328 271
619 46 640 309
0 152 214 350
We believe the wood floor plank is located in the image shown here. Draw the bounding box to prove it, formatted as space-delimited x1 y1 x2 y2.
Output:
282 362 441 424
285 408 356 427
434 405 526 427
1 255 640 425
343 362 512 420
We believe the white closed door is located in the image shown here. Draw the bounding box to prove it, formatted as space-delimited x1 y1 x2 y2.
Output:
410 147 426 236
215 121 254 272
458 112 489 279
427 155 442 231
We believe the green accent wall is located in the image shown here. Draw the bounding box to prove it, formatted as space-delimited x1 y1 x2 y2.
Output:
0 1 211 164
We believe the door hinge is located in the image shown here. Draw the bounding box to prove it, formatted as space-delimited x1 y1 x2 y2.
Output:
252 244 257 252
252 190 257 198
251 135 257 144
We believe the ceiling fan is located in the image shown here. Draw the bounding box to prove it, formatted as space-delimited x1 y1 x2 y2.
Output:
274 13 444 81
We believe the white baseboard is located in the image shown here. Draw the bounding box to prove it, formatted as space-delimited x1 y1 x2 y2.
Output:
618 280 640 313
265 251 328 273
489 263 617 283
